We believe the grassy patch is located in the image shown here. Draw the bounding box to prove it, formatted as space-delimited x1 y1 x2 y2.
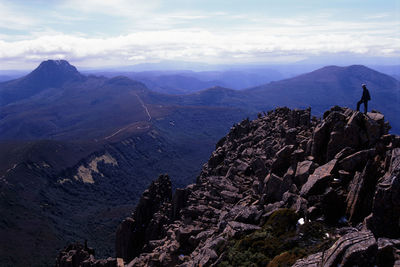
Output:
218 209 335 267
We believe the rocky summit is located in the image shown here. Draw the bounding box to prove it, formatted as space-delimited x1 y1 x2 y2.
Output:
56 106 400 267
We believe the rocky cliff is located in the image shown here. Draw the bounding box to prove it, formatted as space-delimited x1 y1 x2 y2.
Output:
57 106 400 267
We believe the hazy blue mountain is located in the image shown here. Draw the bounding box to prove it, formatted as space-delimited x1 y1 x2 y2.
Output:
85 67 285 94
245 65 400 132
0 60 85 106
180 68 284 89
370 65 400 81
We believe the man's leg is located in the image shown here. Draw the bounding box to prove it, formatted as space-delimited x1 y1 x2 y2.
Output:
357 100 362 111
364 101 368 114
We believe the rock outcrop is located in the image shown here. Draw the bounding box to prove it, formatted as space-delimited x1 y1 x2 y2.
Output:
56 106 400 267
115 174 172 262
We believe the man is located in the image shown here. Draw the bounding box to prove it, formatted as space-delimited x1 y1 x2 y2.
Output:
357 84 371 114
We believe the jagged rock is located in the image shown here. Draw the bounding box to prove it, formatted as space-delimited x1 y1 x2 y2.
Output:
323 230 377 267
56 242 117 267
287 108 311 128
321 187 346 223
115 218 136 261
220 190 242 204
300 159 337 196
188 230 214 247
222 221 261 238
366 148 400 238
172 188 190 219
294 160 317 186
271 145 295 175
263 173 289 202
176 225 203 252
116 174 172 262
312 107 388 164
346 160 378 223
183 204 207 219
294 230 377 267
334 147 355 160
208 147 225 169
285 128 298 145
292 252 323 267
233 205 263 224
282 191 307 215
376 238 400 267
311 108 348 163
249 157 267 180
339 148 375 172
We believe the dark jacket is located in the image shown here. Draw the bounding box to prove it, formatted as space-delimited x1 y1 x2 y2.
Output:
362 88 371 101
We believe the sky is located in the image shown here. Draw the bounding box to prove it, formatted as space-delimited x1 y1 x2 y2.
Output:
0 0 399 69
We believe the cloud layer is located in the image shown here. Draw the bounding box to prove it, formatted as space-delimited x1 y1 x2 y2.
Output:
0 0 399 69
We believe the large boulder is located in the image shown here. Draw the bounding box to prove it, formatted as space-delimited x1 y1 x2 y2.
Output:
311 108 348 163
294 160 317 186
300 159 337 197
366 148 400 238
293 230 377 267
263 173 289 202
345 160 378 223
311 108 388 164
323 230 377 267
115 218 136 262
338 148 375 173
270 145 295 175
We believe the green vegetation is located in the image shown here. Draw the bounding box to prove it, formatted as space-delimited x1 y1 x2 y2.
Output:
218 209 335 267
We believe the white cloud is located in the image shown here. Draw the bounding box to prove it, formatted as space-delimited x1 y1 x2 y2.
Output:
1 1 399 69
60 0 161 17
0 2 39 31
1 25 399 69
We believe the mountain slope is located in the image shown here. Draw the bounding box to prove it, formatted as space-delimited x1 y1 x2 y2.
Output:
60 106 400 266
0 60 85 106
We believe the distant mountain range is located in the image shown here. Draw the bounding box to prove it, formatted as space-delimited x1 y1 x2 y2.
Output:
88 67 285 94
0 60 399 266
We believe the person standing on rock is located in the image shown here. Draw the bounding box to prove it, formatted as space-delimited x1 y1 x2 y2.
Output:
357 84 371 114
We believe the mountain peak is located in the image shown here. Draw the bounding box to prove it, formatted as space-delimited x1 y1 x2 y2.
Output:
33 59 80 76
24 59 85 89
0 59 86 105
38 59 72 67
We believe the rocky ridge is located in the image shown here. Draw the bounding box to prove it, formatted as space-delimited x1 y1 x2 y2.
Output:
57 106 400 267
